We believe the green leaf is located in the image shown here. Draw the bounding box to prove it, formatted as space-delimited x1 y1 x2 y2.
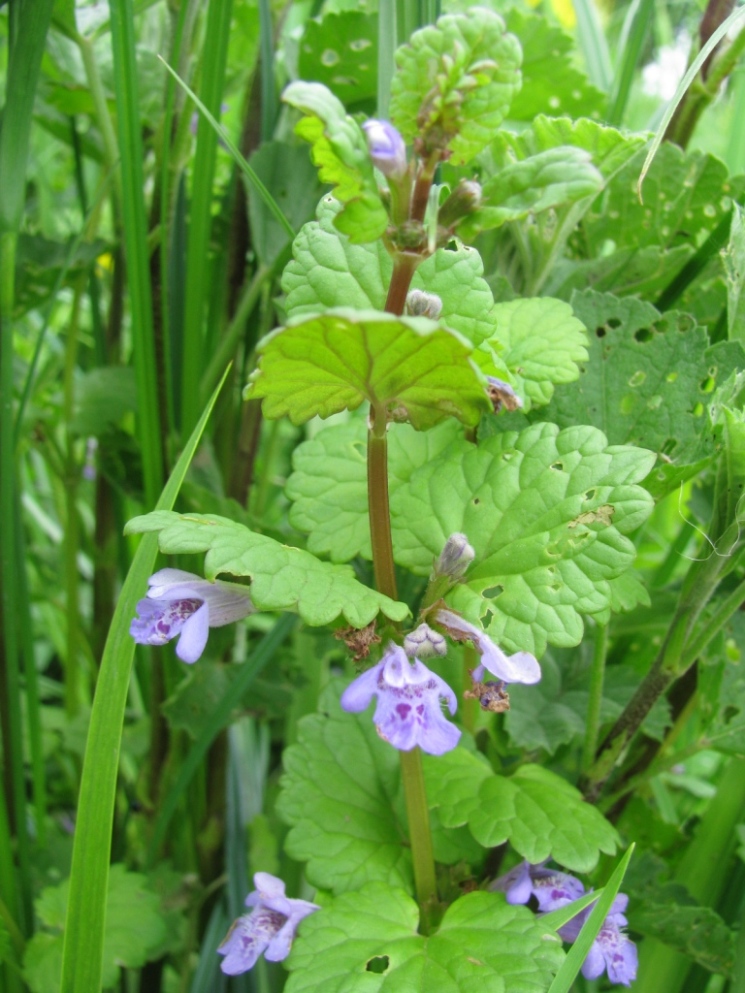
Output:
431 763 618 872
463 146 603 233
123 510 409 627
285 884 564 993
24 866 167 993
490 298 588 410
389 9 522 165
70 367 137 436
504 8 605 122
277 683 483 894
391 423 655 655
298 11 378 108
282 195 499 345
505 655 668 756
246 141 323 268
282 81 387 243
276 687 412 893
287 419 462 563
724 202 745 342
246 308 489 429
584 144 732 254
535 290 738 496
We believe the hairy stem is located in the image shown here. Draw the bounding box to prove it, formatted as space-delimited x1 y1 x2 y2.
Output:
384 254 420 316
399 748 438 925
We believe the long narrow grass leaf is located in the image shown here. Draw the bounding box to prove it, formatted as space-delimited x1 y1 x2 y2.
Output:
59 369 231 993
109 0 164 506
258 0 277 141
655 210 732 311
158 56 295 240
547 845 635 993
606 0 655 125
571 0 613 92
146 614 297 865
378 0 397 117
638 4 745 196
180 0 234 436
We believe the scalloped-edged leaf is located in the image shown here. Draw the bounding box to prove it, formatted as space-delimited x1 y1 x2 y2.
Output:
287 419 462 562
245 308 489 429
504 8 605 121
123 511 409 627
391 423 656 655
491 297 588 410
298 11 378 108
389 8 522 165
23 866 167 993
282 195 499 345
468 765 619 872
582 143 732 254
277 684 488 894
466 146 603 232
282 81 387 243
277 691 412 894
537 290 745 496
423 752 617 872
286 884 564 993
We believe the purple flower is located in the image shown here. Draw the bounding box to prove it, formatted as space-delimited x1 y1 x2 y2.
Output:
559 894 638 987
434 609 541 685
341 643 460 755
492 860 585 911
493 862 637 987
217 872 320 975
130 568 254 664
362 119 407 178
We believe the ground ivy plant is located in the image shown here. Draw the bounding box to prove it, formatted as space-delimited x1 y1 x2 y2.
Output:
118 7 744 991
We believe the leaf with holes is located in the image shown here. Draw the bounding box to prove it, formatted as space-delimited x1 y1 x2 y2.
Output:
282 82 387 243
298 11 377 107
391 422 655 655
282 196 499 345
537 290 745 496
504 8 605 121
490 297 588 410
287 419 462 563
582 143 732 254
389 8 522 165
245 308 489 429
285 883 564 993
123 511 409 627
467 765 619 872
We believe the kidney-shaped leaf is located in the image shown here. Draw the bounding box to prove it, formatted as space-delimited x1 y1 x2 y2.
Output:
245 308 489 429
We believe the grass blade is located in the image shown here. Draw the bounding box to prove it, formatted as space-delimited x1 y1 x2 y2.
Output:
158 56 295 241
378 0 397 118
606 0 655 126
59 369 231 993
546 844 635 993
109 0 164 507
258 0 277 141
571 0 613 92
180 0 234 436
638 4 745 196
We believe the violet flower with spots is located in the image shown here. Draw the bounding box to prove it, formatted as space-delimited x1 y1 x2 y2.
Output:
492 860 584 911
341 642 460 755
362 119 407 179
130 568 254 664
434 608 541 685
403 623 447 659
217 872 320 975
493 861 637 987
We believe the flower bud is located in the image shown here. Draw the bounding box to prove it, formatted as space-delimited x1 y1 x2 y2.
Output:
438 179 482 228
362 119 408 179
406 289 443 321
433 533 475 580
403 623 447 659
